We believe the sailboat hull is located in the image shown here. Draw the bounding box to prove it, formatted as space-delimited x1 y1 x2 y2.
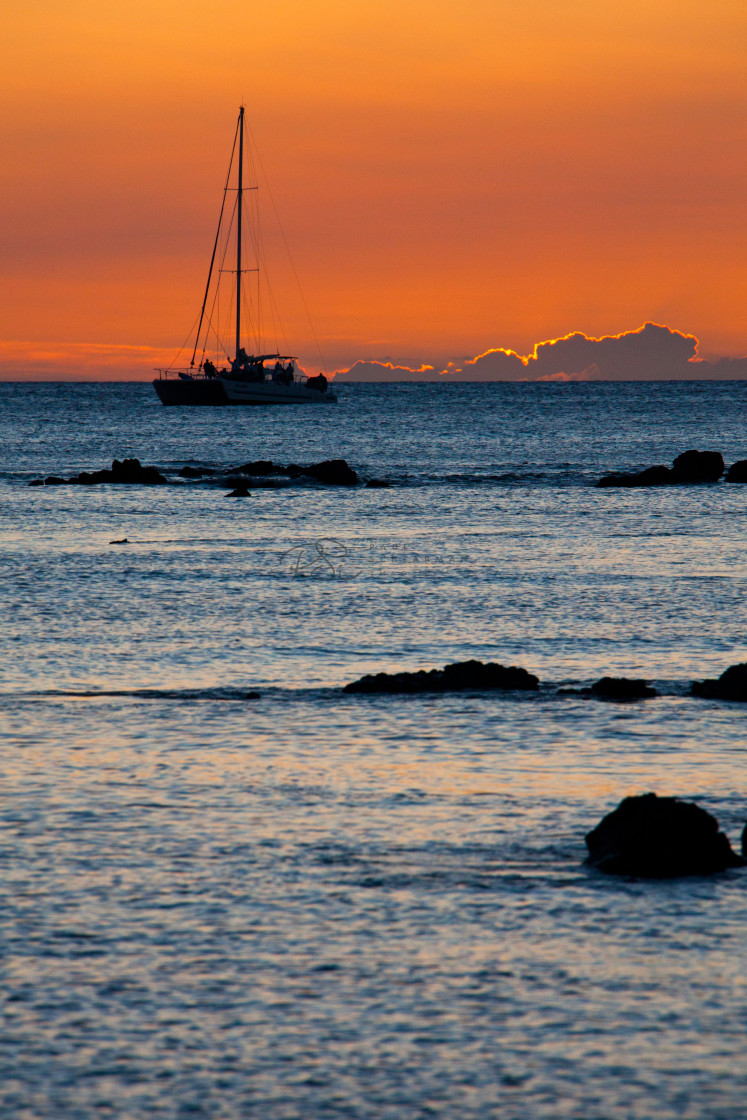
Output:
152 377 337 406
152 378 229 406
219 378 337 405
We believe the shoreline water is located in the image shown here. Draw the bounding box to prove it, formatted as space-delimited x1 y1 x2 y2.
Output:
1 380 746 1117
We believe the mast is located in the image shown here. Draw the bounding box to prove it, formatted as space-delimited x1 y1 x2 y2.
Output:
235 106 244 360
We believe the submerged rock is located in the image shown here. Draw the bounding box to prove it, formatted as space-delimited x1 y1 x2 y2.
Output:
343 659 540 695
585 792 745 877
691 663 747 702
725 460 747 483
178 465 216 479
365 479 392 488
596 449 724 488
109 538 129 544
596 465 673 488
232 460 289 476
226 486 251 497
591 676 657 701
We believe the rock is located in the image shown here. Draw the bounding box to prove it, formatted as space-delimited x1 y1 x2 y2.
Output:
671 449 724 482
596 465 673 488
590 676 657 701
29 475 67 486
290 459 359 486
343 659 540 695
596 450 725 488
109 538 129 544
226 486 251 497
691 663 747 702
725 459 747 483
109 458 168 485
365 479 391 488
585 792 745 877
178 465 216 479
41 458 169 486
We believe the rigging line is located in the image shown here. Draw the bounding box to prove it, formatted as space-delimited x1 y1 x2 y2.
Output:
168 309 203 370
190 113 241 367
203 195 238 361
244 117 329 374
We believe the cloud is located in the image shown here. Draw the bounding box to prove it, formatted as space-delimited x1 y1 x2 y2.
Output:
334 323 747 382
331 359 436 383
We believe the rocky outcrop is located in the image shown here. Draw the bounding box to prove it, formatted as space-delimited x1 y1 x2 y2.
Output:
29 458 167 486
725 460 747 483
671 450 724 482
585 792 745 877
289 459 359 485
590 676 657 701
691 663 747 702
343 659 540 695
365 479 391 488
597 449 724 488
228 458 360 485
226 485 251 497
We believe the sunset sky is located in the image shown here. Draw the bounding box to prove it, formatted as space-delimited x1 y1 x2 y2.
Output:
2 0 745 379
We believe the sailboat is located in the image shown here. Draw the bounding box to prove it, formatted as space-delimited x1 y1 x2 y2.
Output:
153 107 337 406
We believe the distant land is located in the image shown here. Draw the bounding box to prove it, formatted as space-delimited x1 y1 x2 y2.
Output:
1 323 746 382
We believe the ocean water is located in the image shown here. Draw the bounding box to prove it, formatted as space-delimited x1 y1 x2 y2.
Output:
1 379 746 1119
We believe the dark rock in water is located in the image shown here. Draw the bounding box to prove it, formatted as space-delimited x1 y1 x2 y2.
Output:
233 460 289 476
597 449 724 488
742 823 747 858
343 659 540 695
585 792 745 877
591 676 657 701
365 479 391 488
179 465 216 479
671 449 724 482
290 459 359 486
109 538 129 544
30 460 166 486
596 465 673 488
29 475 67 486
107 458 168 485
226 486 251 497
725 459 747 483
691 663 747 702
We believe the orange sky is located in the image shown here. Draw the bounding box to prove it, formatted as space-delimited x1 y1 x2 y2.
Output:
2 0 746 378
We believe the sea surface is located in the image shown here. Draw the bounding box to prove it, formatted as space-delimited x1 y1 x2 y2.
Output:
1 379 746 1119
